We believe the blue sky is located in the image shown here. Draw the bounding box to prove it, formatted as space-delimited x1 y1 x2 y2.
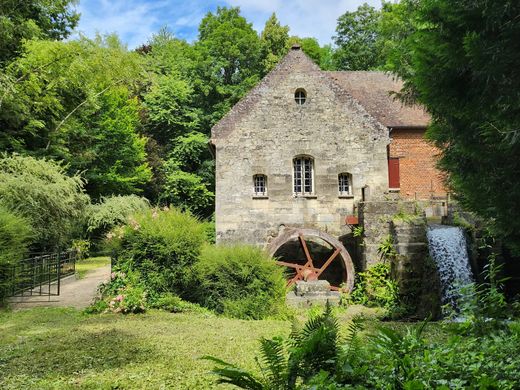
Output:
74 0 381 49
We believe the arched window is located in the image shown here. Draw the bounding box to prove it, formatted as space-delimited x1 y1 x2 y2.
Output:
293 156 313 194
294 88 306 105
338 173 352 195
253 174 267 196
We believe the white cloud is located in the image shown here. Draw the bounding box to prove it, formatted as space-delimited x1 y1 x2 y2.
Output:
226 0 382 45
74 0 382 49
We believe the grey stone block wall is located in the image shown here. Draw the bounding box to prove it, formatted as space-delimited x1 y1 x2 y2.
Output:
212 49 390 246
358 200 417 269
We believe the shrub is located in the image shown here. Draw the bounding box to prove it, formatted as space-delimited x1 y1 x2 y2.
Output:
89 269 147 314
347 263 399 309
106 207 207 297
0 206 33 303
191 245 287 319
0 154 89 250
150 293 211 314
86 195 150 234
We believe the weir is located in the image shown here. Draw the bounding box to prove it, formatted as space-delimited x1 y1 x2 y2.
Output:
426 225 473 311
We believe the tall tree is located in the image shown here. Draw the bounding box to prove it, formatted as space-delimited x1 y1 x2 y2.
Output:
0 0 79 65
390 0 520 252
193 7 262 129
333 3 383 70
260 13 290 73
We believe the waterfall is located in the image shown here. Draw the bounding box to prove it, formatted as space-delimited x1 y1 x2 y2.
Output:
427 225 474 311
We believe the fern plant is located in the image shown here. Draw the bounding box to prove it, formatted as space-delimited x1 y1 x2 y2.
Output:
204 304 350 389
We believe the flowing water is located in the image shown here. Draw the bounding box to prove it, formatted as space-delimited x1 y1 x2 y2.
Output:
427 225 474 311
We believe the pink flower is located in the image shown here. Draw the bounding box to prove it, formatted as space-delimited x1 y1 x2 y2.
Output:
116 294 124 302
111 272 117 280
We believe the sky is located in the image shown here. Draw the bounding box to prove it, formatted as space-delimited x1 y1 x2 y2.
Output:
74 0 381 49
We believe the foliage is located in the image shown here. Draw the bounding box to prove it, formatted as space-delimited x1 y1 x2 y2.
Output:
450 255 511 336
386 0 520 254
86 195 149 235
347 263 399 309
377 235 397 261
333 3 383 70
260 13 290 73
143 74 201 147
107 207 207 298
149 292 211 315
89 269 147 314
193 7 262 129
0 206 33 303
160 163 214 217
0 0 79 64
205 304 346 389
80 87 152 198
190 245 287 319
0 154 89 250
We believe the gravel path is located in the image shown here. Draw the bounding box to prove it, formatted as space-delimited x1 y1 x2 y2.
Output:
8 265 111 310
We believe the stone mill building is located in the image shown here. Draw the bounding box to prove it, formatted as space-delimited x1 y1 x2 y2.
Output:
210 45 446 291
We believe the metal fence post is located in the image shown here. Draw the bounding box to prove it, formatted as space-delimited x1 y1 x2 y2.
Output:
57 252 61 296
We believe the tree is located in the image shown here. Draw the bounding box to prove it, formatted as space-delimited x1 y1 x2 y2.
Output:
193 7 262 129
0 154 89 250
390 0 520 252
0 0 79 64
333 3 383 70
260 13 290 73
0 36 150 198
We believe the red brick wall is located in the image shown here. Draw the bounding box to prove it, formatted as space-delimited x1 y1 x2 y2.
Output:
388 128 447 200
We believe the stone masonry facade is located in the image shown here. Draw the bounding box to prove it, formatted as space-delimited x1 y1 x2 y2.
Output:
211 47 389 245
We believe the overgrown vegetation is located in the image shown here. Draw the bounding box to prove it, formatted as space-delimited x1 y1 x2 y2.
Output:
191 245 288 319
347 263 399 310
208 303 520 389
93 208 286 319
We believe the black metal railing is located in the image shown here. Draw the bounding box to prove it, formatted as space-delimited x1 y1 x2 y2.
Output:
8 250 77 297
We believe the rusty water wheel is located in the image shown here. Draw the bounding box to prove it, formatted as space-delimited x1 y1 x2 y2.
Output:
268 228 355 292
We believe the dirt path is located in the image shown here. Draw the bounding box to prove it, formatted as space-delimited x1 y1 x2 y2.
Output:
9 265 111 310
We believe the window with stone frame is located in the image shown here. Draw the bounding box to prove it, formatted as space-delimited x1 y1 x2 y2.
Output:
253 174 267 196
293 156 314 194
294 88 306 105
338 173 353 195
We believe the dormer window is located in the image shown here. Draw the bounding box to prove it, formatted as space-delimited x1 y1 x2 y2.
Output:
338 173 353 196
293 156 313 194
295 89 306 105
253 174 267 196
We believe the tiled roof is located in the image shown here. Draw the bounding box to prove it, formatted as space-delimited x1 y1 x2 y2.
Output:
327 71 430 128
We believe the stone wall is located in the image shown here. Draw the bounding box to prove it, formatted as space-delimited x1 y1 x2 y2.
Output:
391 217 441 319
212 48 389 246
358 200 417 268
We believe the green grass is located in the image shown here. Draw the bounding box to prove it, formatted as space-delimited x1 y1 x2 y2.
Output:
0 308 290 389
0 305 447 389
75 256 110 279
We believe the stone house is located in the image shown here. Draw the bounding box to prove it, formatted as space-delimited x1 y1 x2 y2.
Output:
210 45 445 288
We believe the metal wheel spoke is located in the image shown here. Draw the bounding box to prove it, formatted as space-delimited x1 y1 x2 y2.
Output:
315 248 341 278
298 234 314 266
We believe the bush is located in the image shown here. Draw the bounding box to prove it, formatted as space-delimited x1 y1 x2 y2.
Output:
150 292 211 314
0 206 33 303
346 263 399 309
106 207 207 297
0 154 89 250
191 245 287 319
88 269 147 314
87 195 150 235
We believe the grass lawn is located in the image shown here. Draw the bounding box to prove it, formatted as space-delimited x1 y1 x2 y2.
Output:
0 306 446 389
75 256 111 279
